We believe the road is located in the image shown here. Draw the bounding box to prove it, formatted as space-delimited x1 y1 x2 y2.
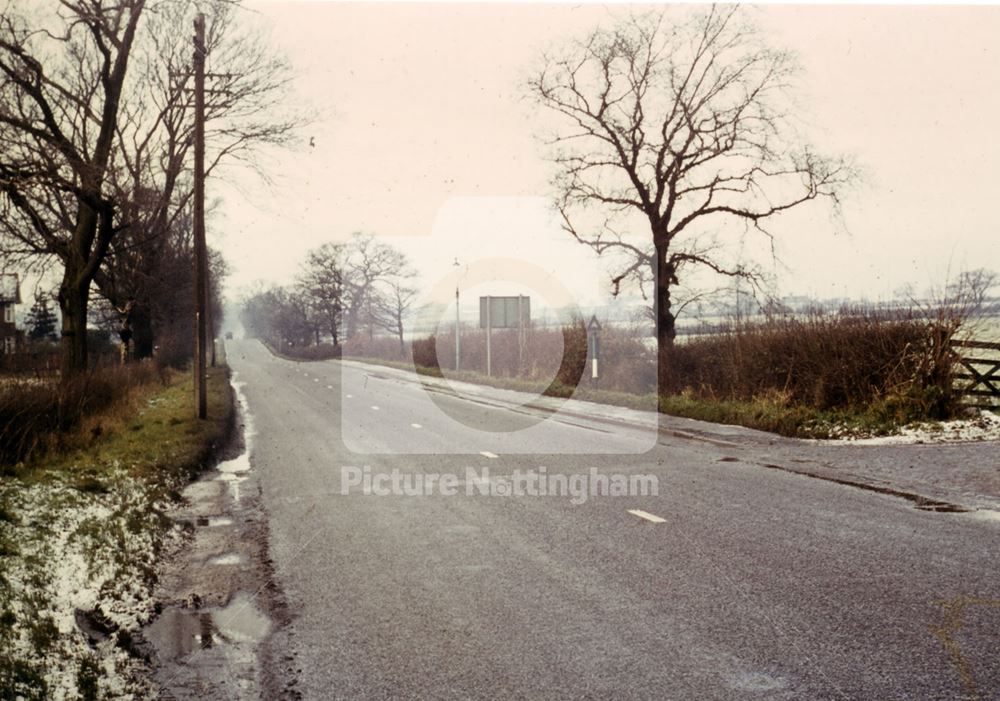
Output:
227 339 1000 700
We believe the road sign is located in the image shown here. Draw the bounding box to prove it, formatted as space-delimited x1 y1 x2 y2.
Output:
587 315 601 384
479 296 530 376
479 296 530 329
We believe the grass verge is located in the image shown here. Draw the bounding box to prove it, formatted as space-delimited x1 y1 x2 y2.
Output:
0 365 233 700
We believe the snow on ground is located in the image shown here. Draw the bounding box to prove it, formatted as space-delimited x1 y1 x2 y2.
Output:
832 409 1000 445
0 467 183 700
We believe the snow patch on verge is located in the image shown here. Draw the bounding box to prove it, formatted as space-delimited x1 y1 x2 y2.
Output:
833 409 1000 445
1 469 183 699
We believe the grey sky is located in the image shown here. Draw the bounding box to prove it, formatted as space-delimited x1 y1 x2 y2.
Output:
217 2 1000 308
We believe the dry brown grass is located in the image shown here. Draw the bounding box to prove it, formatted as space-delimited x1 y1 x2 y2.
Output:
669 309 960 420
0 362 164 471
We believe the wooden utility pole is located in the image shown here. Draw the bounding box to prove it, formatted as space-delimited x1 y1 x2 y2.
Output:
193 13 208 419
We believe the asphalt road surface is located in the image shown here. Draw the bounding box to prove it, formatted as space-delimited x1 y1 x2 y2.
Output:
228 339 1000 700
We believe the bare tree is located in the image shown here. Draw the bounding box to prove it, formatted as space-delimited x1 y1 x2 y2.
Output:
0 1 301 374
98 0 301 358
945 269 999 324
0 0 147 376
373 274 417 353
342 233 408 340
529 6 854 389
299 242 347 345
240 284 312 349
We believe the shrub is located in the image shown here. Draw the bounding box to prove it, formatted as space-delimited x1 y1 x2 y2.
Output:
0 362 159 470
668 309 959 415
344 336 405 362
277 342 342 361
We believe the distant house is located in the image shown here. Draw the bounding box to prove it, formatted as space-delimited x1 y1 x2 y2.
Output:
0 273 22 354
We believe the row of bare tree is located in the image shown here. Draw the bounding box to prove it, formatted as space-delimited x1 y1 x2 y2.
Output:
0 0 298 377
240 233 417 351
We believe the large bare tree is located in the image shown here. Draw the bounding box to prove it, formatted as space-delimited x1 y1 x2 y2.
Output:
341 233 408 341
529 6 853 389
0 0 146 376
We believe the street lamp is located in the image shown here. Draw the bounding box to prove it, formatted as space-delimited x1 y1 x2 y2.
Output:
453 257 461 371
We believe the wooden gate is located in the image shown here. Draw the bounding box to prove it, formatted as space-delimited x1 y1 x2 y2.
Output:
951 340 1000 407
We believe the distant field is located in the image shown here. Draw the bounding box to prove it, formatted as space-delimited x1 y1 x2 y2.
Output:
961 315 1000 343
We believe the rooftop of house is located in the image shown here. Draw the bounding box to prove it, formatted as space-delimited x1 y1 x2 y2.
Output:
0 274 21 304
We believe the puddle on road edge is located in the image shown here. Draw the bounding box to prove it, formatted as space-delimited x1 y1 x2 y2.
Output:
144 593 271 660
214 372 257 501
208 553 246 566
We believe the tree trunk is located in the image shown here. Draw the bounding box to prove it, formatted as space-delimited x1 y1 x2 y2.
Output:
58 268 90 377
654 242 677 395
133 306 154 359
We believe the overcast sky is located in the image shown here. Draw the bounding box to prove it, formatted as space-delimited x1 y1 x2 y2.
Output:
215 2 1000 311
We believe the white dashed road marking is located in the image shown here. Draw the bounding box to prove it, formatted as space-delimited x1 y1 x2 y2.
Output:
479 451 499 459
627 509 666 524
411 423 422 429
371 405 380 411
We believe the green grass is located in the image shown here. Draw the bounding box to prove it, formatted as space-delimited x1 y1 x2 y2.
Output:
17 365 233 491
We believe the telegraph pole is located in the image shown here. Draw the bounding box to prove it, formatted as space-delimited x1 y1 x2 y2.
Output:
193 13 208 419
453 257 462 371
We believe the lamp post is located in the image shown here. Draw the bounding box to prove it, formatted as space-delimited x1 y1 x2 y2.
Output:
453 258 461 371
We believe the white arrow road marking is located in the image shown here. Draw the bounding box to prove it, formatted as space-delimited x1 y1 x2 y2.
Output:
627 509 666 524
479 451 499 459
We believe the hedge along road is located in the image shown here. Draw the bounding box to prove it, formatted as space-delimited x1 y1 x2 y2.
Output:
226 338 1000 700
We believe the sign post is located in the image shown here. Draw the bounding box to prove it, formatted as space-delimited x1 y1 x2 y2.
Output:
480 295 531 377
587 315 601 388
485 297 492 376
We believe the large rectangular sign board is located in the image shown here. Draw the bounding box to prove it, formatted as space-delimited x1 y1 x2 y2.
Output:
479 296 530 329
